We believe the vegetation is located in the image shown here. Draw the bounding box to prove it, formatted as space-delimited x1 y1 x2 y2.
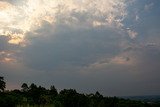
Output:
0 76 6 92
0 76 160 107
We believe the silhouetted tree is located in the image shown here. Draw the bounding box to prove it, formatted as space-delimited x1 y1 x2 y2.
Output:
57 89 90 107
50 85 58 97
21 83 29 92
28 83 39 104
0 81 157 107
29 83 37 90
0 76 5 92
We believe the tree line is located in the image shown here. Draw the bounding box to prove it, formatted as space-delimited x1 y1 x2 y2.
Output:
0 76 160 107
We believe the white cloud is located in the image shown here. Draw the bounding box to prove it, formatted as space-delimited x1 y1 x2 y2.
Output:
127 30 138 39
144 3 154 11
0 0 129 45
135 15 139 21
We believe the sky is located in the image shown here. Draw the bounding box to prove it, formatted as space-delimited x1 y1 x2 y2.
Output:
0 0 160 96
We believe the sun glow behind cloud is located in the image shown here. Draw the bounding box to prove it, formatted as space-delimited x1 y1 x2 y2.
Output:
0 0 130 45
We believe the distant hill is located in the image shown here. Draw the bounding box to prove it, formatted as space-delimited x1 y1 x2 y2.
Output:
121 95 160 103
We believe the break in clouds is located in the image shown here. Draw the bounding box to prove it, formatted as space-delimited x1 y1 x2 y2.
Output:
0 0 160 96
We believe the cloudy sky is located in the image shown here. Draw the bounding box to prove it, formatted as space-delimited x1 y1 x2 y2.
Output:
0 0 160 96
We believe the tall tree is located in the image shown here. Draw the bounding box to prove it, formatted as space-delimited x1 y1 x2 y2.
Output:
50 85 58 97
21 83 29 92
0 76 6 92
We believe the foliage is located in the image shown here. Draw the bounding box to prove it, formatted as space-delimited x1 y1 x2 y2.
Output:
0 77 160 107
0 76 6 92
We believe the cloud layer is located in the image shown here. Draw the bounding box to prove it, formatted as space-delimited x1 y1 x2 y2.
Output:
0 0 160 96
0 0 129 45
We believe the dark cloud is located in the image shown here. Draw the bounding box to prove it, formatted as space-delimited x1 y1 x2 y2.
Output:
22 23 124 71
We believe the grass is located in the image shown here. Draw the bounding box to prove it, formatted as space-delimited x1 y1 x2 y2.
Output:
16 104 54 107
